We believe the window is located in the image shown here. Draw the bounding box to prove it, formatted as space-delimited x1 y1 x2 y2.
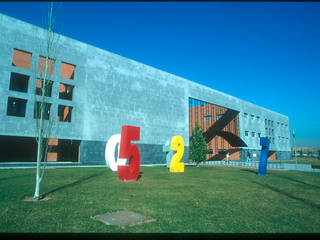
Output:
59 83 74 101
268 120 271 126
12 49 32 70
265 119 267 125
7 97 27 117
268 128 271 135
60 62 76 80
265 128 268 136
251 132 255 137
36 78 53 97
244 113 248 118
256 116 260 120
250 114 254 120
207 149 213 154
34 102 51 120
245 131 249 136
216 114 223 121
58 105 73 122
271 121 274 127
38 56 55 75
272 129 274 135
9 72 29 93
258 133 261 138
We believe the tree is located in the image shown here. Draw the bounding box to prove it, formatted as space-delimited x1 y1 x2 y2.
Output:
189 123 208 166
33 2 60 200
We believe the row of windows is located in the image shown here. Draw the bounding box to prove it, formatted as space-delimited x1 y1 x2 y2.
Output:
243 112 288 129
245 131 261 138
204 114 223 121
10 72 74 101
6 97 72 122
12 49 76 80
244 130 289 145
243 112 260 121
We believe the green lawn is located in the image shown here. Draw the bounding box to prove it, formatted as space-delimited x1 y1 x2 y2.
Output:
0 166 320 233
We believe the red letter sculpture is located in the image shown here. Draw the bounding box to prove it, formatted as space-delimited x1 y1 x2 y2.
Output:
117 125 141 181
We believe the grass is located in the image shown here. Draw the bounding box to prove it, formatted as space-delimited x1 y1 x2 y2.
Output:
0 165 320 233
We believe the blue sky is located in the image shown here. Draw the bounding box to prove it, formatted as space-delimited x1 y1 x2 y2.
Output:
1 2 319 148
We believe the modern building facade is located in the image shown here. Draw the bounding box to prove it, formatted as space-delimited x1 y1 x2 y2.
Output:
0 13 291 165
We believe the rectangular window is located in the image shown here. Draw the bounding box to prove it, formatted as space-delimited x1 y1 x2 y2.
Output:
57 105 73 122
272 129 274 135
34 102 51 120
251 132 255 137
271 121 274 127
245 131 249 136
250 114 254 120
7 97 27 117
244 113 248 118
265 119 267 125
257 116 260 120
268 120 271 126
59 83 74 101
9 72 29 93
258 133 261 138
61 62 76 80
12 49 32 70
216 114 223 121
265 128 268 136
38 56 55 75
205 115 212 121
36 78 53 97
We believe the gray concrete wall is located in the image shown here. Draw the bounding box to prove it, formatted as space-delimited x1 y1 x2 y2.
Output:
0 13 291 164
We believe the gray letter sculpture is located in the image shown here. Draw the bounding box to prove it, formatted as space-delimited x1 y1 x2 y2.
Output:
163 139 174 168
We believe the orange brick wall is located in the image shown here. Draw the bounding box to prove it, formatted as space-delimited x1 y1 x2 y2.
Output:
189 103 240 160
60 62 75 79
12 49 31 69
38 56 55 75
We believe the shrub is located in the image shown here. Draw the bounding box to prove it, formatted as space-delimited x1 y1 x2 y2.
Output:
189 123 208 165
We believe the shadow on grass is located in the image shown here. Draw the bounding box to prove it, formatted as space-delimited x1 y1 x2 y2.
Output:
241 169 257 174
137 172 143 180
252 181 320 210
0 174 33 182
269 173 320 190
43 172 105 197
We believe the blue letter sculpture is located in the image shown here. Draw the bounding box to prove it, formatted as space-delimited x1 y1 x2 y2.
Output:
258 137 270 176
163 139 174 168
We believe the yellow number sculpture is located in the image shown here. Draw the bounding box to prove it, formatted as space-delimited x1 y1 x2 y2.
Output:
169 136 184 172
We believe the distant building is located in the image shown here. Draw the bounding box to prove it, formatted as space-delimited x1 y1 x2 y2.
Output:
0 13 291 164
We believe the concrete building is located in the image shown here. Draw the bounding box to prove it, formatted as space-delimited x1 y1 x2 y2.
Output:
0 13 291 165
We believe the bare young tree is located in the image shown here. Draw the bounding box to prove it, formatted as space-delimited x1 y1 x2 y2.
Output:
34 2 60 200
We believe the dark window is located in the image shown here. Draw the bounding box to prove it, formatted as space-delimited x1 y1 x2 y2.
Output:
7 97 27 117
207 149 213 154
204 115 212 121
216 114 223 121
34 102 51 120
245 131 249 136
57 105 73 122
59 83 74 101
36 78 53 97
9 72 29 93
